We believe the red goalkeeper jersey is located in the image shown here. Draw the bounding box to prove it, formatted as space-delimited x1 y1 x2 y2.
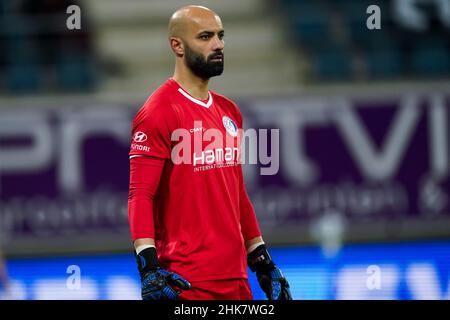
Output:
128 78 261 282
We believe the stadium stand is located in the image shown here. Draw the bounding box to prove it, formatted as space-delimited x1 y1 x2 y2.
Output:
0 0 449 98
0 0 302 98
0 0 97 93
276 0 450 81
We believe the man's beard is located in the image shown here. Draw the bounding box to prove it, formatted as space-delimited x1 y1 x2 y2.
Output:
184 44 224 80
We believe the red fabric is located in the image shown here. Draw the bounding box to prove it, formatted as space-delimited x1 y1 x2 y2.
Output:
128 78 261 282
178 279 253 300
239 167 261 242
128 156 165 240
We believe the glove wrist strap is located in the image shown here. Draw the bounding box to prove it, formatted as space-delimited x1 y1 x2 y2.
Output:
247 244 275 273
136 247 159 277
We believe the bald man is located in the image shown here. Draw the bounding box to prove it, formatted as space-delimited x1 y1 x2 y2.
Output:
128 5 292 300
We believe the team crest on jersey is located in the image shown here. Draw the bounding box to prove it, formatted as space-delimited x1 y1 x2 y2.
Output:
222 116 238 137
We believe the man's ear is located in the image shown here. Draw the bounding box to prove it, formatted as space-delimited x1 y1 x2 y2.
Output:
170 37 184 57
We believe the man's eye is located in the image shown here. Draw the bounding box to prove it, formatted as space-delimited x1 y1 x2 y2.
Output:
200 35 210 40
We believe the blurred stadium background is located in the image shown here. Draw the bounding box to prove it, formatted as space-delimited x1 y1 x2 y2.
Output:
0 0 449 299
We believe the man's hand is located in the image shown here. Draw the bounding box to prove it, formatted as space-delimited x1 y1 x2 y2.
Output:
136 247 191 300
247 244 292 300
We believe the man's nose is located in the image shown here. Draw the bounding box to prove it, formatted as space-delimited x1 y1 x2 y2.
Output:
211 35 224 51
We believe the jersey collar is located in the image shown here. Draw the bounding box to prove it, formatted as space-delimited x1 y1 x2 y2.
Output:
171 78 213 109
177 87 213 108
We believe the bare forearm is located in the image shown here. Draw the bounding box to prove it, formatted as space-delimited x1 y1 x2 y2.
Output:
134 238 155 246
246 236 264 253
134 238 155 252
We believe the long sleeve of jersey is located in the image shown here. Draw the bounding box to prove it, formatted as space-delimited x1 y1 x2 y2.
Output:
128 156 165 241
238 165 262 242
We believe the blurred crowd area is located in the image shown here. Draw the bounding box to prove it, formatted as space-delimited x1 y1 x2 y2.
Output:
278 0 450 81
0 0 448 98
0 0 97 94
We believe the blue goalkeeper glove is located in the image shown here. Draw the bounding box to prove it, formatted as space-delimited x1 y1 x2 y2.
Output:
135 247 191 300
247 244 292 300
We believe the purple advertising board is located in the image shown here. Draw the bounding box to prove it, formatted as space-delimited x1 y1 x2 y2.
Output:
0 92 449 254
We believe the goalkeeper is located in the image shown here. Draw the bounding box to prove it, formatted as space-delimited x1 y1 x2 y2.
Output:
127 5 291 300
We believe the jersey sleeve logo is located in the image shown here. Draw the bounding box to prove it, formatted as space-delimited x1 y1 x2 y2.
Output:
133 131 148 143
222 116 238 137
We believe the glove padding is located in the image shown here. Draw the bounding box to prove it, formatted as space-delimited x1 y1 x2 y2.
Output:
136 247 191 300
247 244 292 300
141 268 191 300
